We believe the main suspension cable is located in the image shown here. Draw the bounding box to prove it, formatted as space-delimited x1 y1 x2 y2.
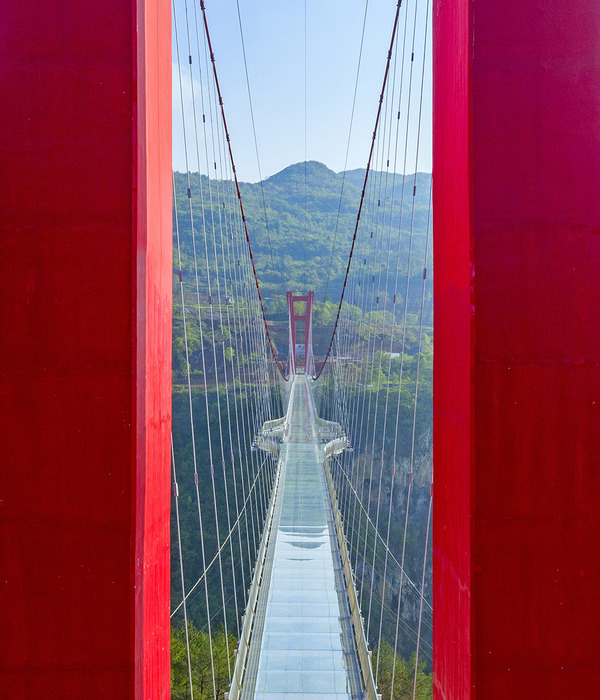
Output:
313 0 404 379
199 0 288 380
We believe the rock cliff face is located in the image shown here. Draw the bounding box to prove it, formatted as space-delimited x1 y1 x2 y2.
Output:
322 413 432 666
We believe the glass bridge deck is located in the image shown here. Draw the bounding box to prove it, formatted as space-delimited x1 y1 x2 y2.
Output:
241 376 359 699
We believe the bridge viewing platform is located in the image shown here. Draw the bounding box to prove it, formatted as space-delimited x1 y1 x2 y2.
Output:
230 375 377 700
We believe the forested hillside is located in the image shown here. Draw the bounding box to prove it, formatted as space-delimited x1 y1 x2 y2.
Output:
173 161 432 313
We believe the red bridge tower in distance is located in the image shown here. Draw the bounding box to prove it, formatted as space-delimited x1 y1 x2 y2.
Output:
286 291 315 376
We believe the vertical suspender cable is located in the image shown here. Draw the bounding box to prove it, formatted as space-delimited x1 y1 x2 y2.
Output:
313 0 404 380
173 5 219 693
198 0 288 380
171 431 195 699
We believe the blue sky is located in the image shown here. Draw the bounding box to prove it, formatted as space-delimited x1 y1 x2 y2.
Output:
172 0 432 183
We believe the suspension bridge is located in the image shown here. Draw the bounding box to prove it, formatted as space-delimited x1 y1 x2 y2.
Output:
2 1 600 699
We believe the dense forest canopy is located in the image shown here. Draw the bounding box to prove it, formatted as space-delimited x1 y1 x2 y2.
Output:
173 161 432 315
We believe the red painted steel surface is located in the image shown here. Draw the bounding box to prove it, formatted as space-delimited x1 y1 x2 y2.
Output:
0 2 171 697
286 292 314 373
135 1 172 697
432 0 473 696
434 1 600 697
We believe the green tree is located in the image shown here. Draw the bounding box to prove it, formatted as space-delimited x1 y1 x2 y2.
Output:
373 641 432 700
171 623 237 700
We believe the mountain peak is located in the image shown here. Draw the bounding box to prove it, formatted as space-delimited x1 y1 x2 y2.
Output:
264 160 339 186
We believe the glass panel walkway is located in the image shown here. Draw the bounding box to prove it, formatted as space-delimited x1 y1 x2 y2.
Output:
239 376 363 699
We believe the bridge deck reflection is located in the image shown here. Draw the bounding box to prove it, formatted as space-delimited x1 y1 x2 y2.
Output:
240 376 362 699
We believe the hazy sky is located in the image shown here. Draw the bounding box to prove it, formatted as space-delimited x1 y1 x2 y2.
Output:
172 0 432 183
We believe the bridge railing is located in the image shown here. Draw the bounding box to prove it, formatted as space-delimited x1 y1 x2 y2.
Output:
260 415 287 433
323 436 347 459
256 415 287 459
227 454 284 700
324 450 381 700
